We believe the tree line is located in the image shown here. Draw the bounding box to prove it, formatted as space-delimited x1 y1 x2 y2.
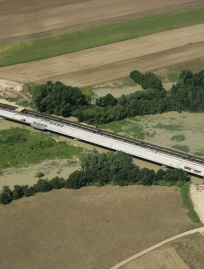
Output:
0 152 190 205
32 69 204 125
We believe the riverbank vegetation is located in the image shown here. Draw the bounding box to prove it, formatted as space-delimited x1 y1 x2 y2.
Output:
0 151 190 205
32 69 204 125
0 128 83 170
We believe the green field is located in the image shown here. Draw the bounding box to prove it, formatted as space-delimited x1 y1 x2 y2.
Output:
0 6 204 67
98 118 153 140
172 144 189 153
0 128 83 170
180 183 200 223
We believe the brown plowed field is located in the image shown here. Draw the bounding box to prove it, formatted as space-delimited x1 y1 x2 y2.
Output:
0 24 204 86
117 246 189 269
0 186 198 269
0 0 203 44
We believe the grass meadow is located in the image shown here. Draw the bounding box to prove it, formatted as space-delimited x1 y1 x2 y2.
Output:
0 128 83 170
0 6 204 66
180 183 200 223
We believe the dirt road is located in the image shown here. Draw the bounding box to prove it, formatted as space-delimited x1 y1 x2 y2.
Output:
109 227 204 269
0 24 204 86
0 0 203 44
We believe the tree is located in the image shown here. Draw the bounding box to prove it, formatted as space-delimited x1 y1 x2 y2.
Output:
50 177 66 189
24 186 35 197
141 72 163 91
34 179 52 192
130 70 143 84
32 81 88 117
12 185 25 200
66 171 86 189
96 94 117 107
0 186 13 205
178 69 193 84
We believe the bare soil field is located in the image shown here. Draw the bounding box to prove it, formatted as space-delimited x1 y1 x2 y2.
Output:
0 24 204 86
0 0 203 44
0 185 199 269
116 246 189 269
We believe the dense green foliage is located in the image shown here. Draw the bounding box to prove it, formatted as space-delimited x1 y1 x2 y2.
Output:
130 70 163 90
0 128 83 169
0 6 204 67
0 176 66 205
170 69 204 112
32 69 204 125
180 183 201 223
75 89 168 124
66 151 190 189
32 81 88 117
0 152 190 205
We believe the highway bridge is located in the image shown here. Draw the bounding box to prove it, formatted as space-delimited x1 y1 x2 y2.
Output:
0 102 204 177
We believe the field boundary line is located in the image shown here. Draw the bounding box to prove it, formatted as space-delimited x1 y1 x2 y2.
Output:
109 227 204 269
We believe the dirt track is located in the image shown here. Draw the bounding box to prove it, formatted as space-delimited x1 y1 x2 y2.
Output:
0 24 204 86
0 0 203 44
110 228 204 269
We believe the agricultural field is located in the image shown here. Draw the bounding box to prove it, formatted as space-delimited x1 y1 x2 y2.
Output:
0 23 204 86
0 185 200 269
117 246 189 269
114 232 204 269
0 0 203 45
172 232 204 269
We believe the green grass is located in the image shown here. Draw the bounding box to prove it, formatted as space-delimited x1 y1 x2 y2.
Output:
180 183 201 223
1 6 204 66
80 86 95 97
172 144 189 153
16 100 31 107
5 97 21 102
98 119 153 140
193 151 204 157
120 76 137 86
154 123 183 131
0 128 83 170
171 134 185 142
167 71 179 82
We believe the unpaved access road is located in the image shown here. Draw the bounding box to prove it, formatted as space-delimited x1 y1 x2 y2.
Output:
0 24 204 86
109 227 204 269
0 0 203 44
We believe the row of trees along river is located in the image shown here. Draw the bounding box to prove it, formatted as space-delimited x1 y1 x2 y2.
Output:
31 69 204 125
0 152 190 205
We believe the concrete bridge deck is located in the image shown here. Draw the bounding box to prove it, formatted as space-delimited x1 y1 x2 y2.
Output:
0 103 204 176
